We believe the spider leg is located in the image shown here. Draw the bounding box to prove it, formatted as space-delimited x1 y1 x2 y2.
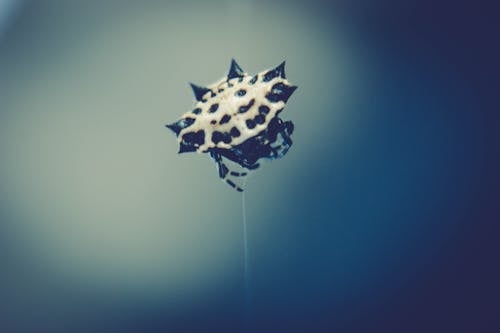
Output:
209 151 245 192
245 162 260 170
269 121 293 159
210 151 228 179
230 170 248 177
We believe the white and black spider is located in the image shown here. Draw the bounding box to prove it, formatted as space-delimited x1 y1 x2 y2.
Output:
166 59 297 191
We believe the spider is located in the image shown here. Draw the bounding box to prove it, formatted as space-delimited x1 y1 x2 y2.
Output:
166 59 297 191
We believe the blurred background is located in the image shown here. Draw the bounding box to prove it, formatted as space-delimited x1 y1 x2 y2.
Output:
0 0 498 332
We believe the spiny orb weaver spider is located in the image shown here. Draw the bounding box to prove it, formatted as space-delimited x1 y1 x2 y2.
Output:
166 59 297 191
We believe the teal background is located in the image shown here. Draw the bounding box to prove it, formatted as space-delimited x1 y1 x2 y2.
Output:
1 1 498 332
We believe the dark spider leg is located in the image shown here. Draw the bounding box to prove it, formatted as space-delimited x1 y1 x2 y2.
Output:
281 121 294 145
241 161 260 170
271 139 292 159
209 151 245 192
210 151 228 178
269 121 294 159
216 147 261 170
230 171 248 177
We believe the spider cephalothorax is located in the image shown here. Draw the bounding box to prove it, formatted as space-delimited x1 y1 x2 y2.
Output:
166 59 297 191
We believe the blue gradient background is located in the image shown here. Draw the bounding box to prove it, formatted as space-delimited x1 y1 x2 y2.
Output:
1 1 498 332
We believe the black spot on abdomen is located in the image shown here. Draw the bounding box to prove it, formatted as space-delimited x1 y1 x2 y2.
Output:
235 89 246 97
212 131 232 144
209 103 219 113
246 119 256 129
255 114 265 124
220 114 231 124
230 127 240 137
258 105 270 115
182 130 205 146
239 99 255 113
